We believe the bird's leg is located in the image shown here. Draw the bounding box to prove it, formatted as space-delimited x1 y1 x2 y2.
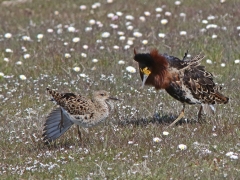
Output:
197 105 203 121
169 104 185 127
182 50 188 61
58 108 64 133
77 125 82 143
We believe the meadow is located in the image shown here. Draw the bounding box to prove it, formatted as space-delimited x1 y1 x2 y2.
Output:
0 0 240 179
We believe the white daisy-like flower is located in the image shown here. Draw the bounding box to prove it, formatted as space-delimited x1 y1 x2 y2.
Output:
22 36 31 41
47 29 54 33
126 66 136 73
128 141 134 145
4 33 12 39
79 5 87 10
127 26 133 30
206 59 213 64
107 13 114 18
163 131 169 136
79 73 87 77
99 46 105 50
124 45 130 50
206 24 218 29
142 40 148 45
221 63 226 67
37 34 44 39
179 13 186 17
4 58 9 62
64 42 68 46
16 61 22 65
161 19 168 25
180 31 187 35
68 26 76 32
234 59 240 64
92 59 98 63
153 137 161 143
81 53 87 57
178 144 187 150
139 16 146 22
85 27 92 32
202 20 208 24
158 33 166 38
89 19 96 25
127 40 133 45
119 36 126 41
212 34 217 39
225 152 239 159
155 7 163 12
175 1 181 5
5 48 13 53
73 67 80 72
207 15 216 20
107 0 113 3
237 26 240 30
0 72 4 77
118 31 124 36
19 75 27 80
72 37 80 43
165 12 172 16
118 60 125 64
125 15 134 20
113 45 119 49
83 45 88 49
144 11 151 16
133 32 142 37
23 54 30 59
65 53 71 58
220 0 226 3
101 32 110 38
200 28 207 33
116 11 123 16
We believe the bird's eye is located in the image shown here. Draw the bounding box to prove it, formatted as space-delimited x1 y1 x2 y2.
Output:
100 93 105 96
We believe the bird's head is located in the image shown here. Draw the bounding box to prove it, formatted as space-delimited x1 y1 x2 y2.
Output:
133 49 169 89
94 90 120 101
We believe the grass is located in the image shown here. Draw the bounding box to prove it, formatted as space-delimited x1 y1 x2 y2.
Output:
0 0 240 179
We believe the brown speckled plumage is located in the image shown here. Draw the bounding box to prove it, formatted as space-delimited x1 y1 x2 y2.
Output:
133 49 229 126
43 88 119 142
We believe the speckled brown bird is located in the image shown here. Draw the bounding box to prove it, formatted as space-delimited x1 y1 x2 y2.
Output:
133 49 229 126
43 88 119 142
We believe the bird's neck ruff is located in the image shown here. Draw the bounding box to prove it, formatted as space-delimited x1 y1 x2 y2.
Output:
149 49 171 89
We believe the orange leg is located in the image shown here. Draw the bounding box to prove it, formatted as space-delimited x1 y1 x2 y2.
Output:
169 104 185 127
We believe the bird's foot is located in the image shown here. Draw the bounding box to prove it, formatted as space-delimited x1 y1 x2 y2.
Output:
168 111 185 127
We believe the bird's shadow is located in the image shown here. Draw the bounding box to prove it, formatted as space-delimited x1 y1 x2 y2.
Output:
117 112 205 127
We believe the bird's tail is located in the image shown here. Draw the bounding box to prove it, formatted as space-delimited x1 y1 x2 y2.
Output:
42 107 74 143
202 104 215 115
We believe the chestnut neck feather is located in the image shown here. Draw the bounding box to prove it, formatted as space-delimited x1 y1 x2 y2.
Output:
145 49 172 89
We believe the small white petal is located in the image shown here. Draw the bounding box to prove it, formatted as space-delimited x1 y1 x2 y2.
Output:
118 60 125 64
22 36 31 41
133 32 142 37
128 141 134 144
19 75 27 80
155 7 163 12
153 137 161 143
16 61 22 65
206 59 213 64
72 37 80 43
125 15 134 20
178 144 187 150
206 24 218 29
220 63 226 67
89 19 95 25
79 5 87 10
175 1 181 5
23 54 30 59
202 20 208 24
0 72 5 77
5 48 13 53
158 33 166 38
79 73 87 77
92 59 98 63
234 59 240 64
126 66 136 73
68 26 76 32
180 31 187 35
161 19 168 25
139 16 146 22
165 12 172 16
83 45 88 49
47 29 54 33
144 11 151 16
4 33 12 38
116 12 123 16
162 131 169 136
212 34 217 39
65 53 71 58
101 32 110 38
4 58 9 62
37 34 44 39
73 67 80 72
81 53 87 57
119 36 126 41
142 40 148 45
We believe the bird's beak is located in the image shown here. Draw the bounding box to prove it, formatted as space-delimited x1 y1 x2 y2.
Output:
108 97 121 101
140 67 151 88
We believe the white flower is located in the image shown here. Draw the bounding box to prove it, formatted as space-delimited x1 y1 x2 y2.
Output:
179 13 186 17
212 34 217 39
79 73 87 77
4 33 12 38
47 29 54 33
207 15 216 20
92 59 98 63
161 19 168 25
101 32 110 38
220 0 226 3
119 36 126 41
65 53 71 58
234 59 240 64
144 11 151 16
64 42 68 46
113 45 119 49
37 34 44 39
158 33 166 38
22 36 31 41
163 131 169 136
206 59 213 64
67 27 75 32
180 31 187 35
4 58 9 62
118 60 125 64
178 144 187 150
125 15 134 20
89 19 96 25
16 61 22 65
116 11 123 16
153 137 161 143
85 27 92 32
226 152 234 156
206 24 218 29
127 40 133 45
73 67 80 72
83 45 88 49
165 12 172 16
225 152 238 159
107 0 113 3
110 24 118 29
124 45 130 50
0 72 4 77
202 20 208 24
79 5 87 10
5 48 13 53
221 63 226 67
142 40 148 45
81 53 87 57
118 31 124 36
175 1 181 5
99 46 105 50
23 54 30 59
133 32 142 37
107 13 114 18
19 75 27 80
127 25 133 30
72 37 80 43
237 26 240 30
139 16 146 22
128 141 134 144
155 7 163 12
126 66 136 73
